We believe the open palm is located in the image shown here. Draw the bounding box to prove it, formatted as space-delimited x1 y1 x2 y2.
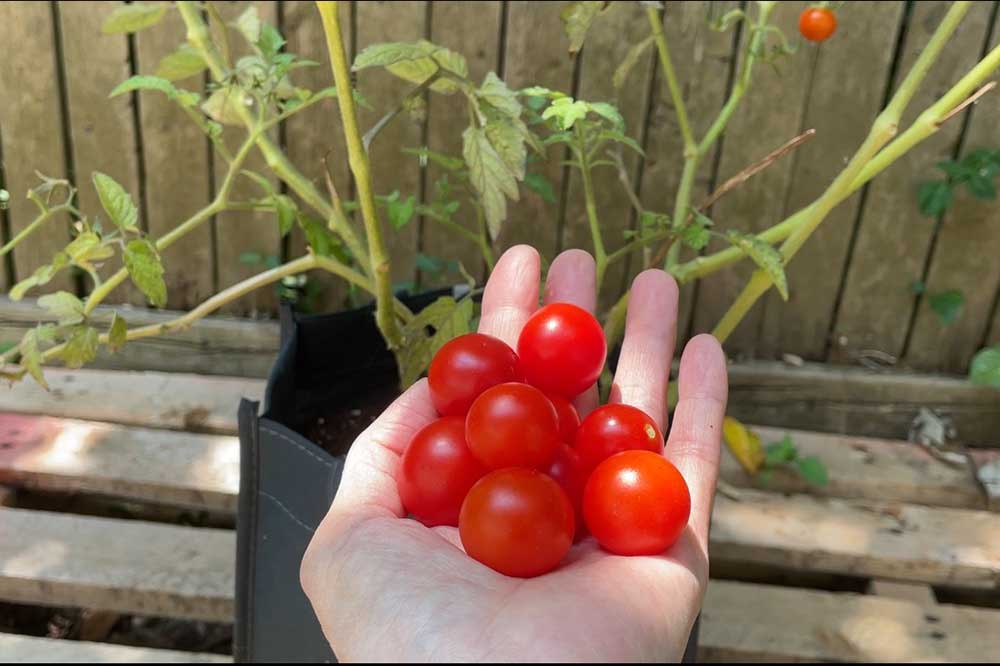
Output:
301 245 728 662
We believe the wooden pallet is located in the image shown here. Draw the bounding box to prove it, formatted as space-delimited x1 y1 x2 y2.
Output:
1 368 999 661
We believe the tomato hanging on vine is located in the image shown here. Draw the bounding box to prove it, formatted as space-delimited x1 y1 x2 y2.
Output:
799 5 837 43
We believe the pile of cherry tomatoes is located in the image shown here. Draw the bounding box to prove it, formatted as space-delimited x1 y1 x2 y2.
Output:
399 303 690 578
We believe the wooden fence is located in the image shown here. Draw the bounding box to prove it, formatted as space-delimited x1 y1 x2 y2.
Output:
1 1 999 375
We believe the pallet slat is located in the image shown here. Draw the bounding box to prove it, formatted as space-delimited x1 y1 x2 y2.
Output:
0 507 233 621
0 632 230 663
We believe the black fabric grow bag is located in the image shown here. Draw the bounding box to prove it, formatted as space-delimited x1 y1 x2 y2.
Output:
235 290 699 663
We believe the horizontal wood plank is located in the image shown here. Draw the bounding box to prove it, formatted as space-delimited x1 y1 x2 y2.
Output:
700 579 1000 662
0 632 230 663
0 507 234 621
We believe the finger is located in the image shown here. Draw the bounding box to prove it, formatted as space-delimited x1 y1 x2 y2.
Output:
609 269 679 432
478 245 541 348
665 334 727 549
332 379 438 520
543 249 599 417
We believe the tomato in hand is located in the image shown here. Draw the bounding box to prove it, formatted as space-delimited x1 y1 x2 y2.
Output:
799 6 837 42
574 403 664 474
583 450 690 556
428 333 522 417
460 468 575 577
517 303 606 398
398 417 488 527
543 443 587 539
547 393 580 444
465 382 560 469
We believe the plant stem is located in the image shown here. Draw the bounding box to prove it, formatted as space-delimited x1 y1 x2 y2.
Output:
646 6 694 153
474 204 496 272
577 125 608 289
606 228 673 265
0 204 74 258
317 0 402 350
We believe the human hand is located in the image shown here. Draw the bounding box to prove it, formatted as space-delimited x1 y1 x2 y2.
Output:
301 245 728 662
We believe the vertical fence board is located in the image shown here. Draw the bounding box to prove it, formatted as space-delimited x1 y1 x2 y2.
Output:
356 0 427 288
691 2 817 355
830 1 994 363
905 8 1000 373
562 2 654 308
498 1 574 264
420 1 502 289
283 0 351 313
212 1 282 316
639 1 737 340
134 6 214 310
757 1 905 360
0 2 72 292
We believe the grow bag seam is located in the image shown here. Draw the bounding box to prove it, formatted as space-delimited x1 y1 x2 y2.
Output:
260 425 336 469
258 490 317 533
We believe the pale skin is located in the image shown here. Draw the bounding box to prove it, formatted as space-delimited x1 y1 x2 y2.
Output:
301 245 728 662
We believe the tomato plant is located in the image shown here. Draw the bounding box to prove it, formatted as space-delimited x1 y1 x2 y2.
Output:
459 468 575 577
398 416 487 527
574 404 664 474
465 382 560 469
799 6 837 42
517 303 607 398
428 333 521 416
583 450 690 556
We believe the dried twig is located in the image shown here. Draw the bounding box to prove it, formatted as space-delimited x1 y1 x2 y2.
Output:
935 81 996 126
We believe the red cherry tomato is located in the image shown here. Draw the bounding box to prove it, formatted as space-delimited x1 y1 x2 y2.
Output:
543 443 587 540
460 468 575 577
583 450 690 556
465 382 560 469
517 303 607 398
547 393 580 444
428 333 522 417
799 7 837 42
574 403 664 474
398 417 488 527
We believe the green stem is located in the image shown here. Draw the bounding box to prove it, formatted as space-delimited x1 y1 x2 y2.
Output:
577 125 607 289
607 228 673 265
664 156 698 268
474 204 496 272
0 204 74 257
317 0 402 350
646 7 694 153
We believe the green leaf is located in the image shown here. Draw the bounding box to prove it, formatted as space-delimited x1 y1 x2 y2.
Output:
109 76 199 107
155 44 207 82
108 312 127 353
541 96 590 130
483 104 527 180
19 329 48 390
297 213 343 260
240 252 264 265
524 172 557 204
387 195 417 229
589 102 625 133
614 35 655 90
725 230 788 301
519 86 558 99
202 87 247 126
65 232 115 272
37 291 85 326
560 1 606 55
398 296 474 387
274 195 297 236
233 6 261 45
476 72 521 118
354 42 432 69
763 435 797 467
598 130 644 156
354 41 468 94
795 456 829 487
969 346 1000 388
682 211 713 250
60 325 99 369
101 3 166 34
928 289 963 325
403 147 465 171
10 253 69 301
463 127 519 240
257 24 286 60
415 253 444 274
936 159 970 183
123 239 167 308
92 172 139 232
917 181 952 217
965 174 997 200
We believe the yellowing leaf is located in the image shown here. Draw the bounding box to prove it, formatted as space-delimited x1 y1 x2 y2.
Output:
202 87 247 126
60 325 99 369
725 230 788 301
613 35 654 90
463 127 518 240
92 172 139 231
398 296 474 388
354 41 468 94
108 312 128 353
561 1 606 55
124 239 167 308
19 328 48 390
38 291 85 326
722 416 764 474
102 3 166 34
155 44 207 82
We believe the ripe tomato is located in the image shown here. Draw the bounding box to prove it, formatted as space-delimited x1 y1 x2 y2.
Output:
543 443 587 540
583 450 690 556
517 303 606 398
428 333 522 417
574 403 664 474
465 382 560 469
460 468 575 577
547 393 580 444
799 7 836 42
398 417 488 527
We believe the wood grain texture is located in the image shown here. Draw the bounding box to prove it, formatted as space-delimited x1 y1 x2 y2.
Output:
0 413 239 512
757 1 905 360
691 2 818 354
700 579 1000 662
867 579 938 605
0 368 264 434
497 1 574 262
0 506 234 621
830 1 994 363
639 1 738 338
420 1 502 288
0 296 278 377
0 632 231 663
134 4 214 309
356 1 427 286
0 1 72 291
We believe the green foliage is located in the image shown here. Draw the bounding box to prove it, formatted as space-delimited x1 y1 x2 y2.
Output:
109 76 200 107
155 44 207 82
101 3 167 34
524 172 557 204
928 289 963 325
917 181 952 217
761 435 828 487
92 172 139 232
108 312 128 353
969 346 1000 388
353 40 468 94
60 325 100 369
560 1 608 55
123 239 167 308
918 148 1000 217
682 211 713 250
37 291 84 326
725 231 788 301
377 191 417 230
398 296 474 388
19 328 49 389
464 127 519 240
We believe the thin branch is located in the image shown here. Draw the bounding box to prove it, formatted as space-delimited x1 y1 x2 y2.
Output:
608 148 645 217
363 74 438 152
